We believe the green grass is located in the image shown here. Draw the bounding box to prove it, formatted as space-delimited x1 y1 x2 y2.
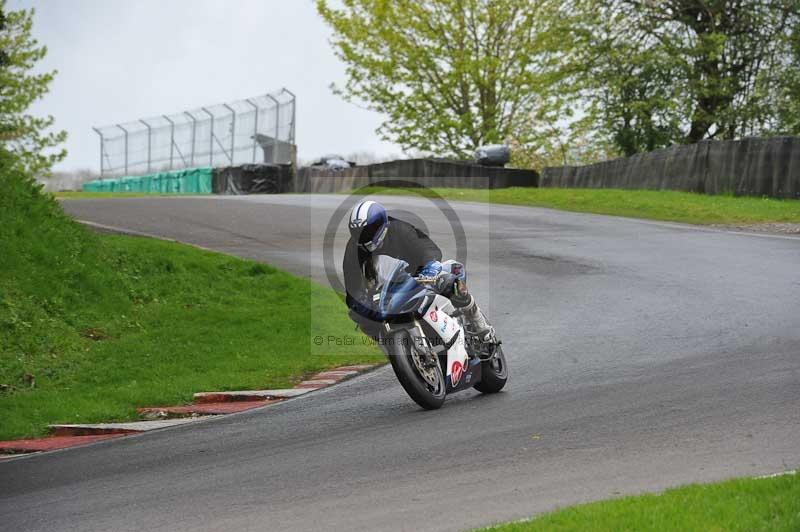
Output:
481 472 799 532
0 156 381 441
355 187 800 225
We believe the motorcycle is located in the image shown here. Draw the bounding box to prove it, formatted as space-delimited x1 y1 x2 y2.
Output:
364 255 508 409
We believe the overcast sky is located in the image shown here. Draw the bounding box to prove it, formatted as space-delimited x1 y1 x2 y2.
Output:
14 0 402 171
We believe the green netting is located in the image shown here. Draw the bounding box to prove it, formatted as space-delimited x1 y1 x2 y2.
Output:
82 167 213 194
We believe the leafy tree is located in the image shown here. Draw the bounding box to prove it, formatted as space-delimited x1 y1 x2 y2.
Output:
0 0 66 175
317 0 568 158
576 0 800 155
767 17 800 135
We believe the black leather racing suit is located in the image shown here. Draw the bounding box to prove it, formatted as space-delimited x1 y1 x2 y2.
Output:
343 217 441 334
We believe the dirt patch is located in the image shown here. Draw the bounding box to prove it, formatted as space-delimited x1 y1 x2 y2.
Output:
80 327 108 341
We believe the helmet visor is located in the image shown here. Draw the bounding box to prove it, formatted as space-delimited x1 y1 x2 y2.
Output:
357 220 387 252
358 219 382 245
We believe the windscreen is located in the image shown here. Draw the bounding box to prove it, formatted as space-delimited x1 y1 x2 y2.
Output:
372 255 409 291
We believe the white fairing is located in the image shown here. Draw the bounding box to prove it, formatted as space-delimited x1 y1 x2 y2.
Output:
421 295 458 342
421 294 468 382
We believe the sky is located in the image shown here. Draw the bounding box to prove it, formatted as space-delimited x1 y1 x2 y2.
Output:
14 0 402 172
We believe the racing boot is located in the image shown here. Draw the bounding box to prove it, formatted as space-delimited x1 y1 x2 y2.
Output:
460 296 496 344
450 280 496 344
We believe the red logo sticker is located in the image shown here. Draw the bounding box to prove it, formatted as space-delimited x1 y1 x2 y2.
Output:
429 309 438 322
451 360 464 386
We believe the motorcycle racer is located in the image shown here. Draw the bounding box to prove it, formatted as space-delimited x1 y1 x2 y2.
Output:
343 199 494 343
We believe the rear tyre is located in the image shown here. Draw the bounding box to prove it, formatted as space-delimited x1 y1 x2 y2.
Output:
473 345 508 394
387 331 446 410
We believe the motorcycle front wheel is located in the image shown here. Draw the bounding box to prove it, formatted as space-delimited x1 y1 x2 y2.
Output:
387 330 446 410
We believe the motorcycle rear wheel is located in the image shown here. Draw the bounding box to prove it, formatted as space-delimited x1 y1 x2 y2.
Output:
387 331 446 410
473 345 508 394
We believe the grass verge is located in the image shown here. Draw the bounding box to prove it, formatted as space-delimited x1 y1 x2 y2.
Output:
480 472 799 532
1 161 381 441
355 187 800 225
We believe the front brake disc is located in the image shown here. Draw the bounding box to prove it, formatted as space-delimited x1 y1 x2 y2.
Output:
411 349 439 387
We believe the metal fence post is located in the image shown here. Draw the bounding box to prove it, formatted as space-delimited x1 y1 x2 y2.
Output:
266 94 280 163
92 127 104 177
184 111 197 167
201 107 214 167
222 103 236 165
245 98 259 163
140 119 152 173
117 124 129 175
282 87 296 144
162 115 176 170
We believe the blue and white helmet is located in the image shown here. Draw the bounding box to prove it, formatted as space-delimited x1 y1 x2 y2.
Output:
349 200 389 252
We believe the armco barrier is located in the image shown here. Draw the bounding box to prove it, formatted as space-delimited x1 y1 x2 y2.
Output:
540 136 800 199
82 167 213 194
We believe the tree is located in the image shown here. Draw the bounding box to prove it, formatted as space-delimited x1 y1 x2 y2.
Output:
576 0 800 155
765 15 800 135
0 0 66 176
317 0 568 158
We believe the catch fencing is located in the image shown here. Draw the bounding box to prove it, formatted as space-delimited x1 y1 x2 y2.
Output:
93 89 295 177
540 136 800 199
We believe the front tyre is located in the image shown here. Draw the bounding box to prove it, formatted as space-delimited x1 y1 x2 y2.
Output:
387 331 446 410
473 345 508 394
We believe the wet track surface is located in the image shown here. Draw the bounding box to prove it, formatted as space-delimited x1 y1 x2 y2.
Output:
2 195 799 531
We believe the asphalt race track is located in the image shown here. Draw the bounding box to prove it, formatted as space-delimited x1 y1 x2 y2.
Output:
2 195 799 532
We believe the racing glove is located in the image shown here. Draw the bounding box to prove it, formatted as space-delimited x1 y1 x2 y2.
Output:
418 260 443 278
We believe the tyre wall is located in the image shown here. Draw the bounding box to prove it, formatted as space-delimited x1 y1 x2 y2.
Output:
212 164 294 194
